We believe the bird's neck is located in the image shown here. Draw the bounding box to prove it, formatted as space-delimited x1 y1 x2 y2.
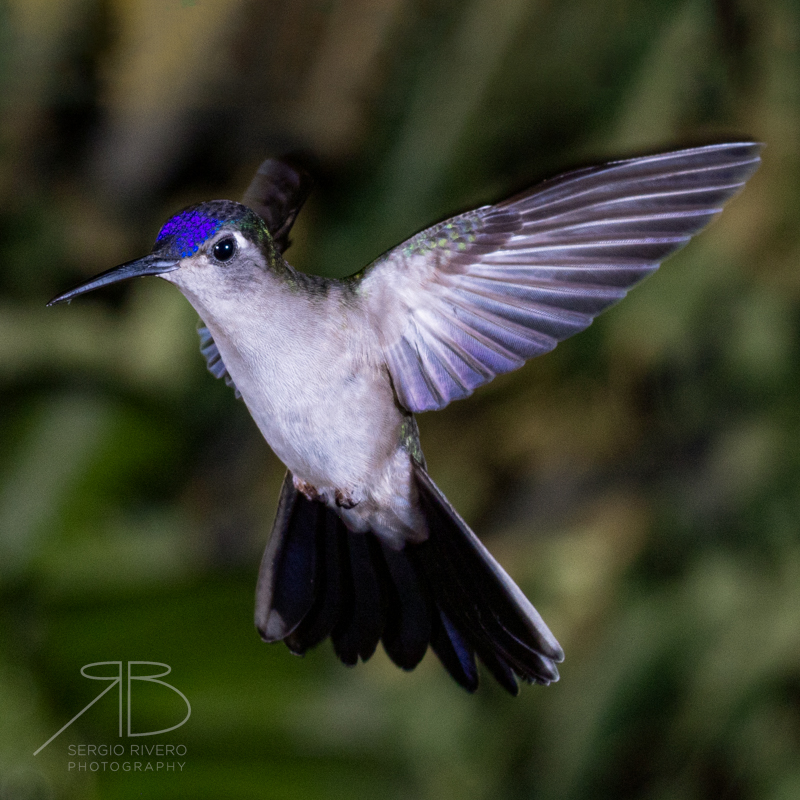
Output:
184 257 335 381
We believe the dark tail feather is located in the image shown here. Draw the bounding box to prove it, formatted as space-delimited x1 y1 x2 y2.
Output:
330 533 385 665
430 611 479 692
379 544 431 669
255 468 564 694
411 465 563 686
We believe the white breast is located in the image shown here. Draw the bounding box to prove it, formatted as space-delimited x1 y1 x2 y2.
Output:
203 281 402 490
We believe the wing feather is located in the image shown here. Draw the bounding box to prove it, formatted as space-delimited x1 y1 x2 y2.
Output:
359 142 761 412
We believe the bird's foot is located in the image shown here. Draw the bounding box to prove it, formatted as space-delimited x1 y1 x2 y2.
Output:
335 489 357 509
293 477 321 502
292 478 359 509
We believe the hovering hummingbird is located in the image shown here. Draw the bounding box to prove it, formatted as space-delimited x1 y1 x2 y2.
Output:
49 142 761 694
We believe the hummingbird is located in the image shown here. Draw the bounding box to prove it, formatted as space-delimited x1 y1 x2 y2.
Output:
49 142 761 694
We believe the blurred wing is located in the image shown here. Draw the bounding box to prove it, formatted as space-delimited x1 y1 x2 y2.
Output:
358 142 761 413
242 156 314 254
198 323 241 398
199 156 314 393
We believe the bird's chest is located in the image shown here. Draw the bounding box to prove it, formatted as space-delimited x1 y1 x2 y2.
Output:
211 313 399 488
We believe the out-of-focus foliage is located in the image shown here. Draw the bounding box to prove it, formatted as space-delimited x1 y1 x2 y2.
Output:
1 0 798 797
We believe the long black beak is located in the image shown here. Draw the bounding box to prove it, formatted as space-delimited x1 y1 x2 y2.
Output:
47 255 180 306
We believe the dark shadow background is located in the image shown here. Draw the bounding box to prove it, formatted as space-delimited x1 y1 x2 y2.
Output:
1 0 798 797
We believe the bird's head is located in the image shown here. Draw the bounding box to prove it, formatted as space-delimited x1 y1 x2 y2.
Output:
48 200 280 307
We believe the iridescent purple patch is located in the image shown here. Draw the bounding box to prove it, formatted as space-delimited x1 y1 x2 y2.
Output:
157 210 223 258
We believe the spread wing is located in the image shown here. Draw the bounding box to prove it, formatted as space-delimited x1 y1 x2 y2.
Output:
357 142 761 413
199 157 314 393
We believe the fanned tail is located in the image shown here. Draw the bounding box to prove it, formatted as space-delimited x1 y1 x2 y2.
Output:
255 466 563 694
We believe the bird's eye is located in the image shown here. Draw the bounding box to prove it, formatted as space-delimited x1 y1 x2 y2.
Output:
212 237 236 263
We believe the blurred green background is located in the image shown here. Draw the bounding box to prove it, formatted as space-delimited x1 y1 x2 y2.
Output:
1 0 799 797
